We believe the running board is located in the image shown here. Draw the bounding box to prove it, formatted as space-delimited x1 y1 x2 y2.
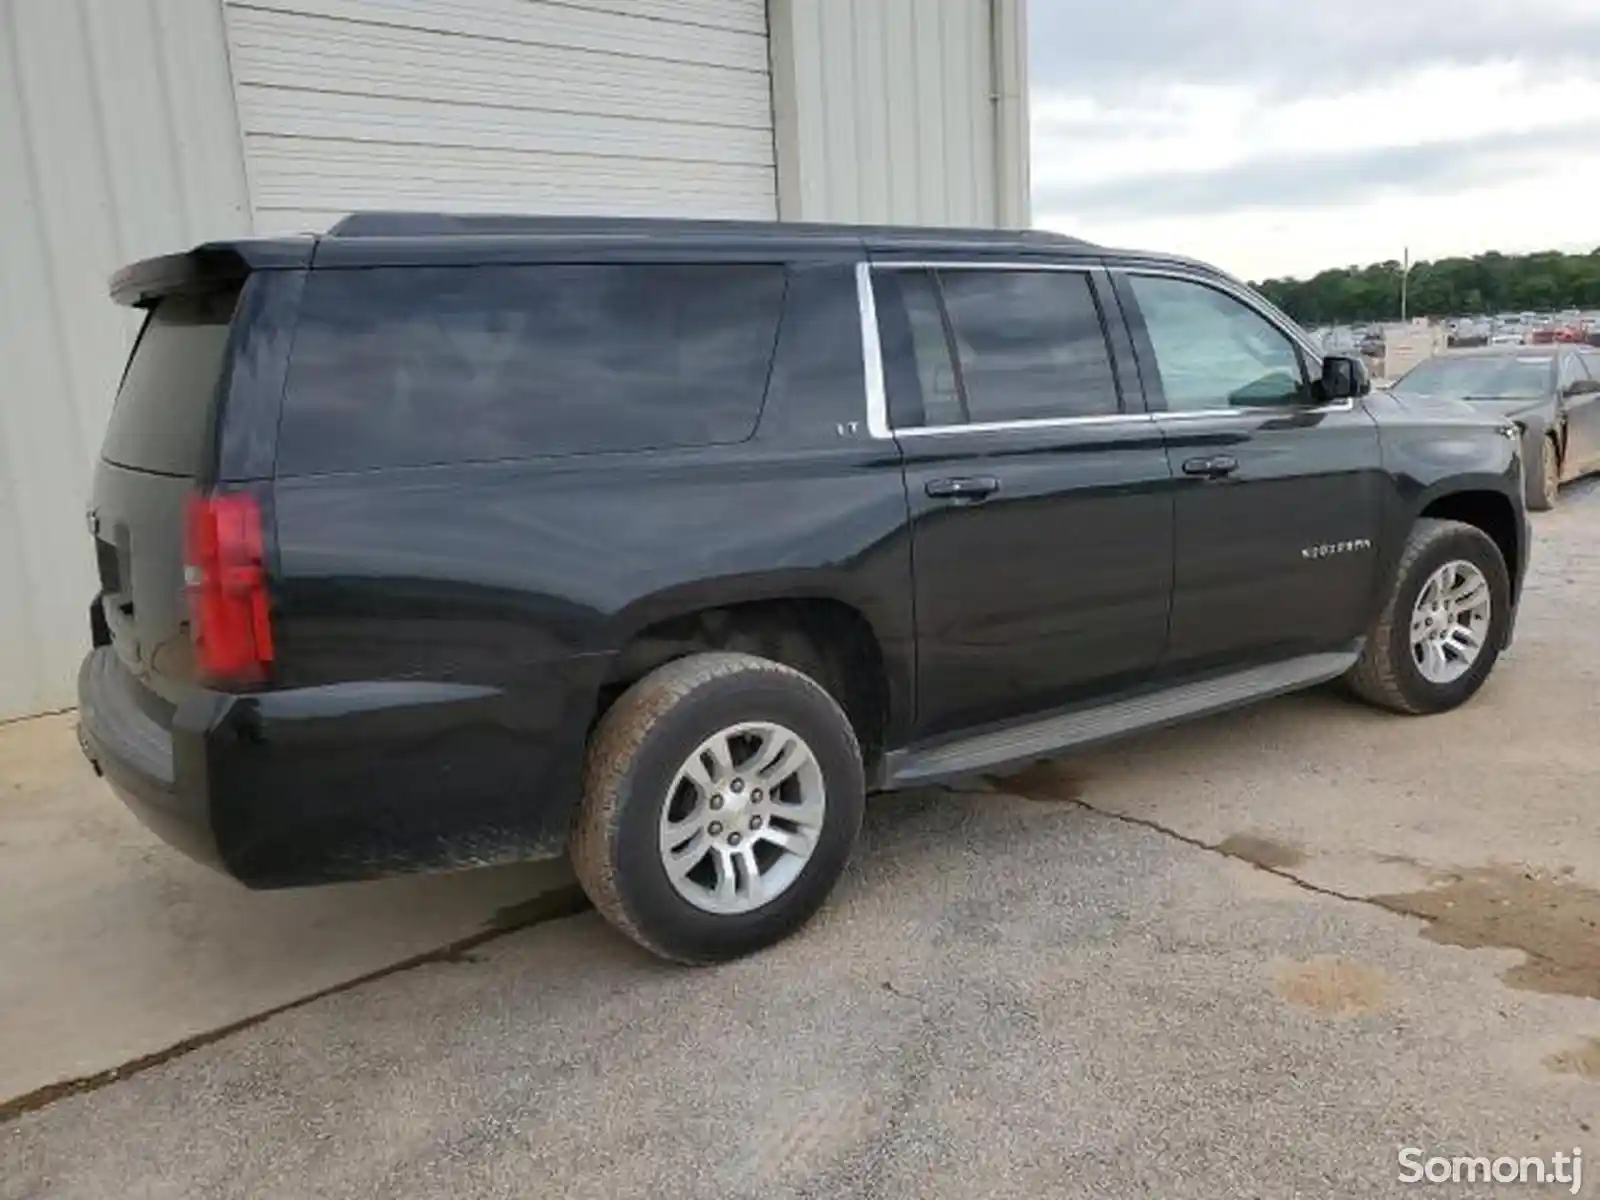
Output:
881 649 1361 790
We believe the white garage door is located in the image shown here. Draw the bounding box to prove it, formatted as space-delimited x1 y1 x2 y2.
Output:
223 0 777 234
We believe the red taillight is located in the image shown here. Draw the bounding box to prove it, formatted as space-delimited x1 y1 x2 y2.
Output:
183 491 274 684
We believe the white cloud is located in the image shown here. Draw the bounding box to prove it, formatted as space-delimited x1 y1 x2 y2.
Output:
1028 6 1600 279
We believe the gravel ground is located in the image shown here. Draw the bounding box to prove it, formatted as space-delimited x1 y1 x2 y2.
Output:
3 482 1597 1200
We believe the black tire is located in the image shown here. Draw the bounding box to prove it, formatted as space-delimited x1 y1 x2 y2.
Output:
1343 518 1511 715
1529 436 1560 512
570 651 864 964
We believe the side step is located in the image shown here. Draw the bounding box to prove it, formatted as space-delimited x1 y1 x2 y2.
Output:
881 649 1360 790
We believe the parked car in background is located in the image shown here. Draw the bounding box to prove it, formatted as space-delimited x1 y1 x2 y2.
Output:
1448 319 1490 349
1318 326 1360 354
77 214 1530 963
1391 344 1600 510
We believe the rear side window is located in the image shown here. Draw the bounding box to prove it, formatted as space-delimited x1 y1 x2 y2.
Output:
278 264 786 475
101 289 240 476
873 267 1121 428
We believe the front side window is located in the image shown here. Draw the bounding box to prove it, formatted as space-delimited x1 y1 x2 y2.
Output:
278 264 786 475
1128 275 1311 411
873 267 1121 427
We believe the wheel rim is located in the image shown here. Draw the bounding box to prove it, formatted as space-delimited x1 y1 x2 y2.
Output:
658 721 826 915
1409 559 1492 685
1545 440 1560 498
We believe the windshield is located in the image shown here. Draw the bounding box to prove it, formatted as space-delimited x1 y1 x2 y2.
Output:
1393 355 1550 400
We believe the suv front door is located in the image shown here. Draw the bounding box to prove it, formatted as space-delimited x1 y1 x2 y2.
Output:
1112 269 1384 675
869 261 1174 739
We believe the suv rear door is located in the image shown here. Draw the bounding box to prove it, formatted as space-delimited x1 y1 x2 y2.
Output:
91 285 244 694
1110 267 1384 674
868 260 1174 739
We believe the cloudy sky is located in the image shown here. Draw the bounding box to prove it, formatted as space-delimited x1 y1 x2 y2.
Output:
1028 0 1600 281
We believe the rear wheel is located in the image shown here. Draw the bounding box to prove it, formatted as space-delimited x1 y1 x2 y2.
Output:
1530 435 1560 511
571 651 864 964
1344 519 1510 715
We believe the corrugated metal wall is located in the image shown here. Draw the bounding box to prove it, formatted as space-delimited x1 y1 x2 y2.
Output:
222 0 778 235
768 0 1029 228
0 0 1027 721
0 0 251 720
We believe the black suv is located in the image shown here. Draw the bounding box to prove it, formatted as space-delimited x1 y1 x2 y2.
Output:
79 215 1529 963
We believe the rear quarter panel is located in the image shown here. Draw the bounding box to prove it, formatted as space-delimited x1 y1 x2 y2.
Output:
259 259 915 877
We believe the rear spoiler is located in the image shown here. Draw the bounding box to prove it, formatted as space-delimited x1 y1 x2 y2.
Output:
109 239 315 308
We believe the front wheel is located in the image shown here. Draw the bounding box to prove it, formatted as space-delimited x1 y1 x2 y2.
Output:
571 651 865 964
1343 518 1511 715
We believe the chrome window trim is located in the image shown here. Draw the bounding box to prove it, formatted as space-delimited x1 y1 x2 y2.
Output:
896 412 1157 439
855 259 1137 439
853 258 1357 441
1109 264 1356 416
1151 403 1352 421
870 260 1104 272
855 261 893 439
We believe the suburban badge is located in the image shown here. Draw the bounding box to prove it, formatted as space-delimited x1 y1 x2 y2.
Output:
1302 538 1373 560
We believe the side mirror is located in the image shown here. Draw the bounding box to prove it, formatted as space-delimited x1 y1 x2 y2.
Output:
1320 354 1371 401
1563 378 1600 398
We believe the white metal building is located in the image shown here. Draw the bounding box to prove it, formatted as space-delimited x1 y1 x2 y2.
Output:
0 0 1031 721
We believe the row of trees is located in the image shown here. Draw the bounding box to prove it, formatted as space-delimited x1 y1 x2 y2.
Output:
1253 248 1600 326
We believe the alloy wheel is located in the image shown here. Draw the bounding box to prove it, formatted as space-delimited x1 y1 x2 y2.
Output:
1409 559 1492 685
657 722 826 915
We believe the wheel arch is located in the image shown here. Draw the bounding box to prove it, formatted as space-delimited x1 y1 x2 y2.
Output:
596 586 910 775
1415 487 1523 606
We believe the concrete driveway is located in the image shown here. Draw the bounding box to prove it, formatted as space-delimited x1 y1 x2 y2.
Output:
3 482 1598 1198
0 715 577 1104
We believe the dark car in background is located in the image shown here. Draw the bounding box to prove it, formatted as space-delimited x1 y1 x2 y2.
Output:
1392 344 1600 509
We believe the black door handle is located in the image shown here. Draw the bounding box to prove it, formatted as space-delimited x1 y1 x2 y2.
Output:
926 476 1000 502
1181 455 1239 479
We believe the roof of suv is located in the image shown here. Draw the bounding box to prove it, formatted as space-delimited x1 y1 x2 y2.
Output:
325 211 1095 249
300 212 1109 269
112 213 1226 304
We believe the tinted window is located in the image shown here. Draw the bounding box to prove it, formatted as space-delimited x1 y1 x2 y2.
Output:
278 265 786 474
873 270 966 429
101 289 240 476
1129 275 1311 411
875 269 1120 426
940 270 1119 423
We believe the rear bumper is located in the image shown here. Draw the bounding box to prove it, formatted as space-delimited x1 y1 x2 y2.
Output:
77 646 600 887
77 648 228 870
